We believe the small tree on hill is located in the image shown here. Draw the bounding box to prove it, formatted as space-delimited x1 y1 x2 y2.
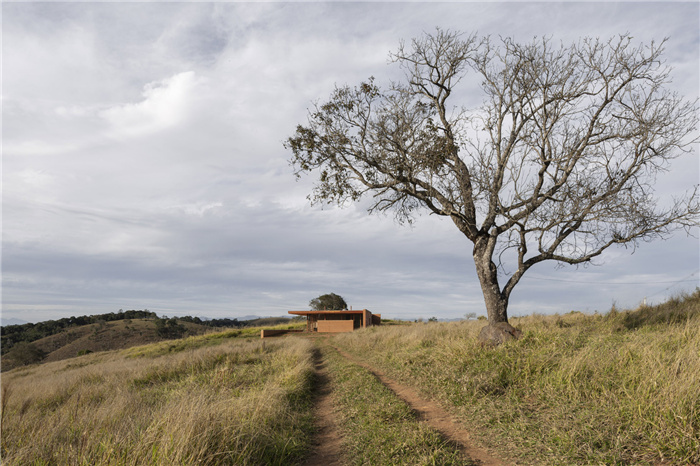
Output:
286 30 699 343
309 293 348 310
154 317 186 339
7 341 46 366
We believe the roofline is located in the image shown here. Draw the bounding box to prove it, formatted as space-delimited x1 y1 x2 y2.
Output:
288 309 370 316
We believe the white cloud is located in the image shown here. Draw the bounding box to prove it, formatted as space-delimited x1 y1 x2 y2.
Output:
170 202 225 217
16 168 53 189
100 71 204 139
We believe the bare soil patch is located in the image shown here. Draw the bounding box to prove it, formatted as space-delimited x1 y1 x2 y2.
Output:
303 348 344 466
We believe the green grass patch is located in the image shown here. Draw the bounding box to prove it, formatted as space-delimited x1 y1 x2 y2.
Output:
124 323 306 359
320 342 475 465
123 328 256 358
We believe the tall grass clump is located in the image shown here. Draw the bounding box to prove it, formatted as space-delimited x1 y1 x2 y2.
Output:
1 336 316 465
621 288 700 329
333 292 700 465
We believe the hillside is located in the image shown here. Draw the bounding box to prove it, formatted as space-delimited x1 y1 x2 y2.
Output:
0 330 317 465
1 318 213 371
1 311 301 372
1 309 159 356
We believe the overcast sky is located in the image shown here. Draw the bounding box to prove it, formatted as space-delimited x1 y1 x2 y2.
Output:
3 1 699 324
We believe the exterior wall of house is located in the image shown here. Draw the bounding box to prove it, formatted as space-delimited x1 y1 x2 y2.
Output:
317 320 354 333
260 329 304 338
288 309 380 333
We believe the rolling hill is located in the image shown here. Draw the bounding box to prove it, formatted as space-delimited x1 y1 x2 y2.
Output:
1 318 212 371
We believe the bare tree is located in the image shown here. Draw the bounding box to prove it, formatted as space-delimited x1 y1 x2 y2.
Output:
286 30 699 341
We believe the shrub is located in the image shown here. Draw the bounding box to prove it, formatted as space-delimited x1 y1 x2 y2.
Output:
7 342 46 366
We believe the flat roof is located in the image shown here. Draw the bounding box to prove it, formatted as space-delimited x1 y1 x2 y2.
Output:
288 309 369 316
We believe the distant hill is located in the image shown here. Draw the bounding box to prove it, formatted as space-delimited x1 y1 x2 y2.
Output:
239 315 263 321
0 317 29 326
0 318 213 371
0 313 300 371
1 309 160 355
228 315 296 324
244 316 295 327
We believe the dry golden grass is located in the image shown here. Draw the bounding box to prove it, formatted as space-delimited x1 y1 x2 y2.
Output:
1 334 315 465
333 291 700 465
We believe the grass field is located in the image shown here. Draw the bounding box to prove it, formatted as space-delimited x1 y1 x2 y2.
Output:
1 332 316 465
333 290 700 465
2 293 698 465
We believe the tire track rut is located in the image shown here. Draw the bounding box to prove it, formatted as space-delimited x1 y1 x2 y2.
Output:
302 339 507 465
302 348 344 466
332 345 506 466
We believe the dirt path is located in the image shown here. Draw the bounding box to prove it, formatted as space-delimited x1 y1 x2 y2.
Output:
332 345 506 466
301 338 506 466
302 347 344 466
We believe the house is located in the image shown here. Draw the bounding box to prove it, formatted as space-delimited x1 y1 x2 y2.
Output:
288 309 381 333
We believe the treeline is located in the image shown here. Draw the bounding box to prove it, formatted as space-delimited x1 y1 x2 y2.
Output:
178 316 295 328
177 316 243 327
150 316 249 339
1 309 158 355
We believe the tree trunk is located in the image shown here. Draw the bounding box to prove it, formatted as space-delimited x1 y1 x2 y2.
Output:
473 238 521 345
473 238 509 324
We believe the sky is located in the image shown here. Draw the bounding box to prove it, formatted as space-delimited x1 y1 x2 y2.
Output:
2 1 699 324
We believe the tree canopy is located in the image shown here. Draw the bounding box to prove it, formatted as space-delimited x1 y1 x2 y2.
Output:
286 30 699 336
309 293 348 311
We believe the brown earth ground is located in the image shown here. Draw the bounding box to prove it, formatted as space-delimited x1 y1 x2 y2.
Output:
302 347 345 465
302 335 506 465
